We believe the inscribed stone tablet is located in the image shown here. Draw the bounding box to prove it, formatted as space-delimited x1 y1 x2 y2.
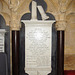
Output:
21 20 55 75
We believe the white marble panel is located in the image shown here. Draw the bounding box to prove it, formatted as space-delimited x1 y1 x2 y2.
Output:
0 29 6 52
21 20 55 75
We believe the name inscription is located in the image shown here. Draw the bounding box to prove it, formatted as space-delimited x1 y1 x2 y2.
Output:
0 30 5 52
25 26 52 68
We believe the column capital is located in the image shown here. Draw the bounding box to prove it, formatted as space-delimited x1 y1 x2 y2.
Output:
55 21 67 31
10 20 21 30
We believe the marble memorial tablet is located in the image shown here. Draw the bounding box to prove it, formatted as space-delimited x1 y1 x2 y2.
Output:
0 29 6 52
21 20 55 75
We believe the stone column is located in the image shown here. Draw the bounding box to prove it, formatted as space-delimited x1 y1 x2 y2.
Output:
11 28 20 75
12 31 20 75
10 14 21 75
55 21 66 75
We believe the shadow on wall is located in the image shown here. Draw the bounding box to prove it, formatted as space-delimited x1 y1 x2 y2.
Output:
0 15 10 75
20 0 57 75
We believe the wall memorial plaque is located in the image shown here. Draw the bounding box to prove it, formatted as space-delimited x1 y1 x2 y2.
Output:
21 20 55 75
0 29 6 52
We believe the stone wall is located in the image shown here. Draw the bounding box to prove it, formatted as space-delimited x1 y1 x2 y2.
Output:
64 14 75 70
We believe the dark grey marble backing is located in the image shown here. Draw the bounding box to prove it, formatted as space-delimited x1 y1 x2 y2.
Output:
0 15 10 75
